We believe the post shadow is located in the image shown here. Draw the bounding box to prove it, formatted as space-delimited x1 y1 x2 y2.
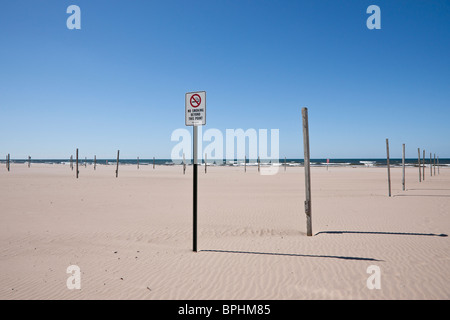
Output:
315 230 447 237
200 249 383 262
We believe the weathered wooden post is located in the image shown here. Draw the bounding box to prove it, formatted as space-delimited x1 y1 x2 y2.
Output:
434 153 436 176
76 149 79 178
430 152 432 177
204 153 207 173
137 157 139 170
153 157 155 169
386 139 391 197
94 155 96 170
28 156 31 168
115 150 120 178
183 153 186 175
418 148 421 182
302 107 312 236
285 156 287 172
423 150 425 181
7 154 10 172
402 144 405 191
85 157 87 168
258 156 260 173
244 155 247 173
70 155 73 171
437 156 440 175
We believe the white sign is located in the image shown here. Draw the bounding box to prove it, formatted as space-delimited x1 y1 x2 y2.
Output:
185 91 206 126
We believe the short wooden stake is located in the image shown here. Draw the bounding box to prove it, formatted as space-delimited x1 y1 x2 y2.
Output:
137 157 139 170
85 157 87 168
244 155 246 173
7 154 10 172
423 150 425 181
386 139 391 197
430 152 432 177
94 155 96 170
116 150 120 178
70 155 73 171
205 153 207 174
76 149 79 178
434 153 436 176
183 153 186 175
402 143 405 191
302 107 312 236
418 148 421 182
284 156 287 172
153 157 155 169
28 156 31 168
438 156 440 175
258 156 260 173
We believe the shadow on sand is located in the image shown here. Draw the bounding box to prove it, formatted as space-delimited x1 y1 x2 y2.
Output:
200 249 383 262
394 194 450 198
315 230 448 237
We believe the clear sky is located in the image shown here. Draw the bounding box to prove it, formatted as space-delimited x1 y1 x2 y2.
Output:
1 0 449 159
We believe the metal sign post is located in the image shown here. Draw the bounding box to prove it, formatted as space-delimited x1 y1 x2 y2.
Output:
186 91 206 252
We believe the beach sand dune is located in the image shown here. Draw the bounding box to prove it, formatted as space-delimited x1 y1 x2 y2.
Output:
0 164 449 299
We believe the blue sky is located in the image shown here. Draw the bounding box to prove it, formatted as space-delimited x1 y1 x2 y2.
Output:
1 0 449 159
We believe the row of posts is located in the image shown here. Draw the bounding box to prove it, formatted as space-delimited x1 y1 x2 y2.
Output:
385 139 441 197
4 149 442 183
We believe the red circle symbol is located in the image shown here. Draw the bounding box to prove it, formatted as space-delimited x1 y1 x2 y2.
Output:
190 94 201 108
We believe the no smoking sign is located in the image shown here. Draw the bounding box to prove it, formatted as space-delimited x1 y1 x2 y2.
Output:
185 91 206 126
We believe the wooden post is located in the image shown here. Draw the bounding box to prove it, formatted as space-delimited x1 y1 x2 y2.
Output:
85 157 87 168
418 148 421 182
423 150 425 181
302 107 312 236
386 139 391 197
94 155 96 170
137 156 139 170
438 156 440 175
258 156 260 173
244 155 246 173
28 156 31 168
70 155 73 171
284 156 287 172
430 152 432 177
205 153 207 174
434 153 436 176
183 153 186 175
153 157 155 169
76 149 79 178
116 150 120 178
7 154 10 172
402 143 405 191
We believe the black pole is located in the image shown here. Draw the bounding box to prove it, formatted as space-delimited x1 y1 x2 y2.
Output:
193 125 198 252
193 162 198 252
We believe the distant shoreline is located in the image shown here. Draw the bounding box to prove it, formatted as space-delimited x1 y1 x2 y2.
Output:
2 158 449 167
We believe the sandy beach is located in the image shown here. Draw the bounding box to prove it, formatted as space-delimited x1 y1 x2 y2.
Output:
0 163 449 300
